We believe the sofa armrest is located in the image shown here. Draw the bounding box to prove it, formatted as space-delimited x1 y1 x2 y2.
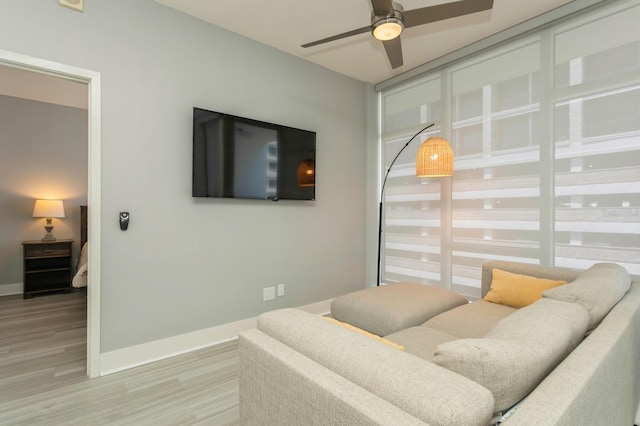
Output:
255 308 495 426
240 329 428 425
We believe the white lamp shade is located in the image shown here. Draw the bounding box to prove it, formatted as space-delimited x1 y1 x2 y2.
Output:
32 199 65 218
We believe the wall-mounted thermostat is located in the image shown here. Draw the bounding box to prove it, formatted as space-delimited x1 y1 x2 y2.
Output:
119 212 130 231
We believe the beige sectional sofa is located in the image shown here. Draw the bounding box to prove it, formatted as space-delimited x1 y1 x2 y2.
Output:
239 261 640 425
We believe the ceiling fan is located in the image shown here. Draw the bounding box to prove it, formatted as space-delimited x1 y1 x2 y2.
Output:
301 0 494 69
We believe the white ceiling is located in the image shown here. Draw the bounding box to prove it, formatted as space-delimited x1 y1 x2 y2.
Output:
154 0 576 84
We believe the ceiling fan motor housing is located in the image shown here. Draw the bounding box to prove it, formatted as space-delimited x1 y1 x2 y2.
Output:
371 3 404 41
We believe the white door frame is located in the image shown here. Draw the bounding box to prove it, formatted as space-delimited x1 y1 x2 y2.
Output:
0 49 102 378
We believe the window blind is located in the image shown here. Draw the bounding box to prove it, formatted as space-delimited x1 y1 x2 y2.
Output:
379 0 640 298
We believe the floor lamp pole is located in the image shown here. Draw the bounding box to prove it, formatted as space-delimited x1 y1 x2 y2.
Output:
377 123 435 286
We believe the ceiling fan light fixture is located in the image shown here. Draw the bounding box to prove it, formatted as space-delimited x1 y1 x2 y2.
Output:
372 18 404 41
371 3 404 41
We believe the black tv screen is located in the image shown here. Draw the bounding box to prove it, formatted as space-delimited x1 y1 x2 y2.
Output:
192 107 316 201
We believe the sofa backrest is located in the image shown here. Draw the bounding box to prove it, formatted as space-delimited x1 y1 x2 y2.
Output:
543 262 631 331
433 298 589 414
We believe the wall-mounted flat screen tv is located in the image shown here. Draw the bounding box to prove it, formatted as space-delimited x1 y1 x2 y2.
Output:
192 107 316 201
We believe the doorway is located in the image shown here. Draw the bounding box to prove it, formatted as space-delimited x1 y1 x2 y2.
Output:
0 49 101 377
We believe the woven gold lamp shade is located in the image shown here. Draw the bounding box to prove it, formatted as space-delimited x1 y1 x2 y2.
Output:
416 136 454 177
297 158 315 186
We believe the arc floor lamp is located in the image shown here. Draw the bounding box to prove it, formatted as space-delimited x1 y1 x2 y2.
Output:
377 124 454 286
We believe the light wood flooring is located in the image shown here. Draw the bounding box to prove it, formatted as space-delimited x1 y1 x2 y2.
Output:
0 291 240 425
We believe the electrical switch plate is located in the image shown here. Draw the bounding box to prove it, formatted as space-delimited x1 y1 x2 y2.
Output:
263 287 275 301
59 0 83 12
277 283 285 297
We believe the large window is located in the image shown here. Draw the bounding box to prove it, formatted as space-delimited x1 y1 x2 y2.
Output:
381 77 443 286
379 0 640 298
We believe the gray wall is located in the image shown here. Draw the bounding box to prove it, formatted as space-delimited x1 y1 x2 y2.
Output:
0 95 88 291
0 0 368 352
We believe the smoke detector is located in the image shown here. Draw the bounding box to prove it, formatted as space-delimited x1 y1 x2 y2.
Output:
59 0 83 12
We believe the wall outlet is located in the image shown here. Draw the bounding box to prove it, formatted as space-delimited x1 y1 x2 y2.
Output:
277 283 285 297
263 286 275 301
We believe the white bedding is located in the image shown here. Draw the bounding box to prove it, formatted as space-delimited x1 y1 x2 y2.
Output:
72 242 88 288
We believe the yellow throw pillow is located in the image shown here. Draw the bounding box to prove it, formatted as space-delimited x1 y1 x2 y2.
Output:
484 268 567 309
322 317 405 350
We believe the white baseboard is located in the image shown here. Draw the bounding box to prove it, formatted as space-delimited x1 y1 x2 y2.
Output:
99 298 333 376
0 283 22 297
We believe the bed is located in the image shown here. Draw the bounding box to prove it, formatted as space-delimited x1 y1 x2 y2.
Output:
72 205 88 288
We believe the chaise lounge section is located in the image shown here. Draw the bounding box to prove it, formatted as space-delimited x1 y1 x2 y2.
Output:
239 261 640 425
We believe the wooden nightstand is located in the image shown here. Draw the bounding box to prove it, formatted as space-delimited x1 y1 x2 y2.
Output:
22 239 73 299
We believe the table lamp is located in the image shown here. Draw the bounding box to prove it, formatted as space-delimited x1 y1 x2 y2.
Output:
32 199 65 241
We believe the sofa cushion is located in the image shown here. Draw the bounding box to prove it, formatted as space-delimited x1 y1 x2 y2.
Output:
480 261 580 298
258 308 495 426
384 326 457 361
433 298 589 413
543 262 631 331
331 282 468 336
484 268 567 308
423 300 517 338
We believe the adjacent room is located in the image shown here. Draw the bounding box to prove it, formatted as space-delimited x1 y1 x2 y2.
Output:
0 0 638 424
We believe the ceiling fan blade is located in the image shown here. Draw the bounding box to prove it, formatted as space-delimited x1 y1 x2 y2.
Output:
301 25 370 48
403 0 494 29
370 0 394 16
383 37 403 69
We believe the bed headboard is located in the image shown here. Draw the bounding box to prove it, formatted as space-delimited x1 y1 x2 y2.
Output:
80 205 87 246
